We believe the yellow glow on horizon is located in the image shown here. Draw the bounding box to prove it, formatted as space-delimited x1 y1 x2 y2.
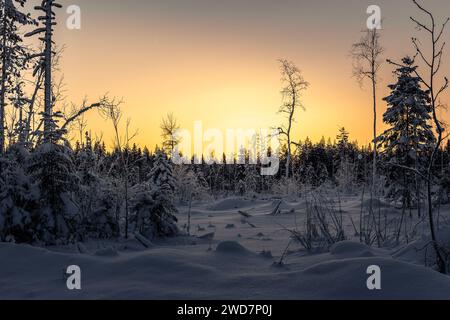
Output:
50 0 450 150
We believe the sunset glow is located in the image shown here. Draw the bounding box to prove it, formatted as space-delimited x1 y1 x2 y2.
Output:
47 0 450 148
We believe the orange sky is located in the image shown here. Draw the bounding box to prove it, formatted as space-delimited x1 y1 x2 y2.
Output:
39 0 450 149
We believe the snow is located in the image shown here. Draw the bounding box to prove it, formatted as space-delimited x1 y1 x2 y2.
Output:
330 241 386 258
208 197 261 211
1 238 450 300
215 241 251 255
1 195 450 300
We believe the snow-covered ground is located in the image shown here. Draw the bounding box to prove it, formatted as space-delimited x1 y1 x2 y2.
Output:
1 196 450 300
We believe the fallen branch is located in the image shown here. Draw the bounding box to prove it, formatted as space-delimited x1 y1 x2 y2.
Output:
238 210 252 218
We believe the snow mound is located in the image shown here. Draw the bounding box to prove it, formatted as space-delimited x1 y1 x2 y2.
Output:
393 227 450 265
330 241 376 258
215 241 251 255
2 242 450 299
94 247 119 257
208 198 254 211
299 257 450 299
360 198 391 209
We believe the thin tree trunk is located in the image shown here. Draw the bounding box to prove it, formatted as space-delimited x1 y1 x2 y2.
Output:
372 76 377 194
124 175 129 239
427 96 446 273
187 192 193 236
286 108 293 180
371 66 381 247
0 10 8 154
44 3 53 142
22 71 43 145
427 26 447 274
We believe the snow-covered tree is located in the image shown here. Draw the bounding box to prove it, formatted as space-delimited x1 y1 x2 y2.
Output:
335 156 357 194
131 151 178 239
148 150 176 192
0 0 34 153
236 179 246 196
244 164 258 195
173 165 207 235
25 0 62 142
83 182 120 240
173 165 206 203
28 143 80 244
0 145 39 243
74 137 119 239
377 57 434 207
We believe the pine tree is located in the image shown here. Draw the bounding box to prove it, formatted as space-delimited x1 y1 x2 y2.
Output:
236 179 246 196
131 150 178 239
377 57 435 207
173 165 206 203
28 143 80 244
336 127 349 153
244 164 258 195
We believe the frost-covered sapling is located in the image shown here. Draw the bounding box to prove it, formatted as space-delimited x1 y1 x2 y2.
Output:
131 151 178 239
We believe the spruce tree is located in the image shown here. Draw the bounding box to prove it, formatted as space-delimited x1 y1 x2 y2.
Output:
131 150 178 239
28 143 80 244
377 57 435 207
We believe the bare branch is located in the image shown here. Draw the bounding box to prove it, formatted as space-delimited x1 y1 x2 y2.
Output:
410 16 432 33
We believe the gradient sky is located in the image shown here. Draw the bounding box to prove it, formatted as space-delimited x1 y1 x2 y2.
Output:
42 0 450 149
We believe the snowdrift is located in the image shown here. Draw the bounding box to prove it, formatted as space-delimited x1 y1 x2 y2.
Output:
1 240 450 300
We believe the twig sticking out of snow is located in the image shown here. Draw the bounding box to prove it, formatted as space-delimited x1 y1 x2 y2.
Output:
135 233 154 249
238 210 252 218
247 222 257 228
271 201 282 216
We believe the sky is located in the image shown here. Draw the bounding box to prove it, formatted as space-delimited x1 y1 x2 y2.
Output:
36 0 450 149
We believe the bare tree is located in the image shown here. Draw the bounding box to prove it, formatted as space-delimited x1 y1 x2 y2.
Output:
71 104 88 146
25 0 62 143
351 28 384 212
100 98 137 239
409 0 449 273
160 112 180 155
277 59 309 179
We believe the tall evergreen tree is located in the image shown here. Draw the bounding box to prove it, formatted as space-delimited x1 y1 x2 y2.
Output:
377 57 435 207
28 143 80 244
131 150 178 239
